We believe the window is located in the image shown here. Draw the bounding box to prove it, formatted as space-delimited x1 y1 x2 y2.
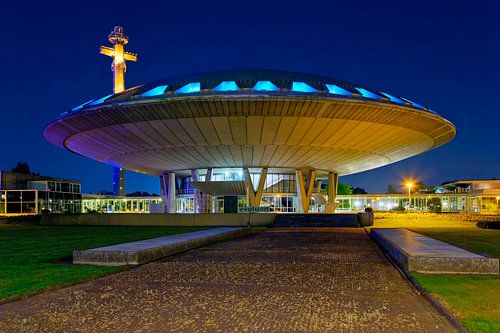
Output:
325 84 351 96
141 85 168 97
253 81 279 91
291 82 317 93
381 92 404 104
88 94 113 106
401 97 426 110
355 88 379 99
213 81 239 92
71 99 95 111
175 82 201 94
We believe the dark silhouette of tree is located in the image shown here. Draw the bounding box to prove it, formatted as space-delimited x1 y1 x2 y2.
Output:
127 191 153 197
387 184 399 194
12 162 31 174
352 187 368 194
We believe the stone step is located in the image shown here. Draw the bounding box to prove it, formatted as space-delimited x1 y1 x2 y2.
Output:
73 227 249 266
371 228 499 274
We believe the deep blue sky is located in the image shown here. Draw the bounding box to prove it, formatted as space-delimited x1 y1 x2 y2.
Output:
1 1 499 194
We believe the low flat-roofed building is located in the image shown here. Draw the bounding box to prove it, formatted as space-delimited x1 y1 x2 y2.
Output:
0 171 82 216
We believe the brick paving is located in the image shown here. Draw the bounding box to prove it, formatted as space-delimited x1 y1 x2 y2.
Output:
0 228 456 332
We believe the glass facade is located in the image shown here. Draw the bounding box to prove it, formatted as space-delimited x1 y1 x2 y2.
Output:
82 196 162 213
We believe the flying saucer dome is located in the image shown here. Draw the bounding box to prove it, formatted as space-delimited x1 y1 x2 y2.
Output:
44 70 455 176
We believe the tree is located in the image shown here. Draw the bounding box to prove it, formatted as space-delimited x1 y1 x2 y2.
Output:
337 182 353 195
387 184 399 194
427 197 442 212
12 161 31 174
352 187 367 194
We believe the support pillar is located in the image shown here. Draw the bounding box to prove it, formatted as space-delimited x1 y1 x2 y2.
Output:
325 172 338 213
160 172 176 213
295 169 316 213
192 169 212 213
244 168 268 207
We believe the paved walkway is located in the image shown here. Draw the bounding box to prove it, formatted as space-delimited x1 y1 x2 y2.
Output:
0 228 455 332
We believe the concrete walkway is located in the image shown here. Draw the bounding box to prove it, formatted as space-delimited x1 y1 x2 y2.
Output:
73 227 247 265
0 228 456 332
372 228 499 274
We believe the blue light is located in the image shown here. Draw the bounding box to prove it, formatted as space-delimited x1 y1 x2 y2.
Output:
214 81 239 92
292 82 317 93
355 88 379 99
380 92 405 104
253 81 279 91
141 85 168 97
175 82 201 94
71 99 95 111
325 84 352 96
401 97 426 110
88 94 113 106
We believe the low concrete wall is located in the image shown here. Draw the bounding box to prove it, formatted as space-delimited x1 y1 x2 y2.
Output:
273 213 359 227
371 228 499 274
73 227 248 266
41 213 277 227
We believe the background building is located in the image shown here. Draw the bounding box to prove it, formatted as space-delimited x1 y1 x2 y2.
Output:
0 171 82 215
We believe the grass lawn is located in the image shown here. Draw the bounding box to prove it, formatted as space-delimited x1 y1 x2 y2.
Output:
372 213 500 333
0 224 208 302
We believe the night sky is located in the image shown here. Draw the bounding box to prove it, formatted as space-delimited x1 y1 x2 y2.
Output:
1 1 499 194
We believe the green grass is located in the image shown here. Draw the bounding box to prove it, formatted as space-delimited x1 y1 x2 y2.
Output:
0 224 208 301
409 227 500 333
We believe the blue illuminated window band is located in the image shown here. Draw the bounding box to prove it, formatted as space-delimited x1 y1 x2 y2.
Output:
71 99 95 111
253 81 279 91
325 84 352 96
214 81 239 92
88 94 114 106
355 88 380 99
175 82 201 94
141 85 168 97
291 82 317 93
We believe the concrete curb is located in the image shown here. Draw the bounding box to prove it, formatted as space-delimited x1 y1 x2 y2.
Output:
73 227 250 266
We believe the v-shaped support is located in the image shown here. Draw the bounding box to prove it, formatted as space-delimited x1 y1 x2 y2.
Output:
296 170 317 213
244 168 268 207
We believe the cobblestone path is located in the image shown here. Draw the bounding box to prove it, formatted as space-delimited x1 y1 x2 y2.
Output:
0 228 455 332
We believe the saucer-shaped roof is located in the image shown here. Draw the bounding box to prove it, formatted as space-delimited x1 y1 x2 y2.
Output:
44 70 456 175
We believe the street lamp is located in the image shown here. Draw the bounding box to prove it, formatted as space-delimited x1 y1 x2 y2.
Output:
406 183 413 211
496 196 499 210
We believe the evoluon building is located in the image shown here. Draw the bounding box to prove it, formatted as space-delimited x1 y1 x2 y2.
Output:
44 70 456 214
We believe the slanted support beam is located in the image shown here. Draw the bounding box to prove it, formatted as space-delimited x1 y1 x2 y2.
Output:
160 172 176 213
295 169 317 213
244 168 268 207
325 172 339 213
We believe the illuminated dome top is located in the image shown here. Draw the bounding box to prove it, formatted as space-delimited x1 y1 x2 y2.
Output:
44 69 455 176
63 69 436 116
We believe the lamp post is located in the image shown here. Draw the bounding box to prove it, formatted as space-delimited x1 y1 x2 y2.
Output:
406 183 413 211
496 196 499 211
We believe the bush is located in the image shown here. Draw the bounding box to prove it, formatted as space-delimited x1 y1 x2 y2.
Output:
477 221 500 229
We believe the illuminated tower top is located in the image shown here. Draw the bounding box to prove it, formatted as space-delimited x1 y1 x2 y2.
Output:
99 26 138 94
100 26 137 196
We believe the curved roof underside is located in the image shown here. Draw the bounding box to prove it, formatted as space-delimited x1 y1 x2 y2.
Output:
44 70 456 176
